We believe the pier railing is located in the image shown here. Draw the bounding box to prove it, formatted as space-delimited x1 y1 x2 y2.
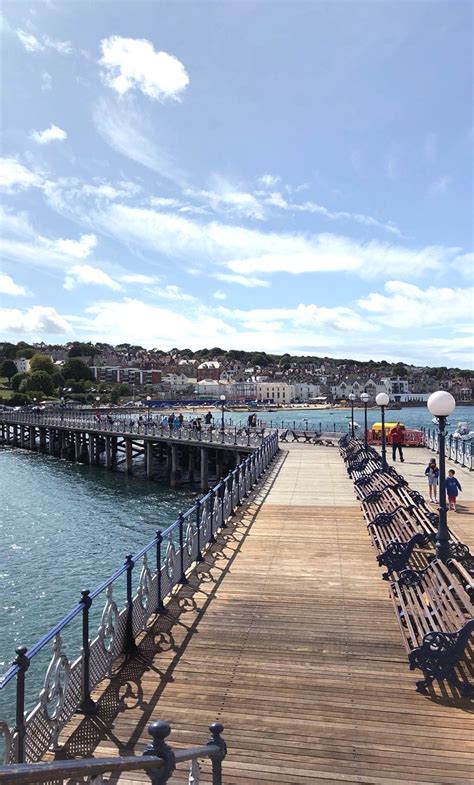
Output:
0 412 265 448
423 428 473 471
0 432 279 766
0 719 227 784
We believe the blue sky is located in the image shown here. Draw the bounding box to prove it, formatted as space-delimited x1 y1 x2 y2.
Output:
0 0 472 366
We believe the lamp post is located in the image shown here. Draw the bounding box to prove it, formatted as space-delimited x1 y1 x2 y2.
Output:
427 391 456 563
348 393 356 438
146 395 151 423
376 392 389 470
360 392 369 447
220 394 226 435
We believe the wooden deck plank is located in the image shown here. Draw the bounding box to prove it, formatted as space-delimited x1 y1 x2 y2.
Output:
57 444 473 784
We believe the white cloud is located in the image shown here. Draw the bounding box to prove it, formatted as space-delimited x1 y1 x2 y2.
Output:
121 273 158 284
430 175 452 195
93 203 461 283
0 273 29 297
53 233 97 258
43 36 72 55
0 207 36 237
99 36 189 101
0 158 43 191
16 29 44 52
214 273 270 288
71 298 235 347
219 303 374 334
150 196 182 208
41 71 52 91
64 264 121 291
213 290 227 300
16 29 72 54
258 174 280 188
358 281 474 328
0 231 97 271
151 284 196 302
31 124 67 145
453 252 474 278
188 185 265 220
0 305 70 334
93 100 185 182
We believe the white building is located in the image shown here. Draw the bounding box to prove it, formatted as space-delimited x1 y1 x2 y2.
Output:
256 382 295 404
161 373 194 390
14 357 30 373
293 382 321 402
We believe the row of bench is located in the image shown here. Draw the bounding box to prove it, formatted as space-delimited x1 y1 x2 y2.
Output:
280 429 335 446
339 434 474 695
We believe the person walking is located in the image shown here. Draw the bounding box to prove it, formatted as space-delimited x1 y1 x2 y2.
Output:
424 458 439 503
446 469 462 512
390 422 405 462
205 411 213 425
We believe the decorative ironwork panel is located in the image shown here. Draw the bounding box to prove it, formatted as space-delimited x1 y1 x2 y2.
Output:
97 586 120 673
137 553 152 614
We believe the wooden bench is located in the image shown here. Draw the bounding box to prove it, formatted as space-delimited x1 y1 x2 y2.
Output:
389 559 474 694
289 429 321 444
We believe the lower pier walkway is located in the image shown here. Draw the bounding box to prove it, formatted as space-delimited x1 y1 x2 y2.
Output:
59 443 473 784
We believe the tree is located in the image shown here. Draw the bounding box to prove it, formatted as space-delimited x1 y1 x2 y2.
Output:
1 360 18 384
9 392 30 407
117 383 131 395
30 354 55 375
16 348 35 359
26 371 54 395
11 371 31 391
61 359 94 381
0 343 16 360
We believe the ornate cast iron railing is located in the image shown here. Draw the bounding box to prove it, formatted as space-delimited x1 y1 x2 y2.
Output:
0 433 279 766
0 720 227 784
423 428 473 471
0 411 267 448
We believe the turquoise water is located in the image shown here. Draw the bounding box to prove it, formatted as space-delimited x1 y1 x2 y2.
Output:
0 448 197 726
236 404 473 434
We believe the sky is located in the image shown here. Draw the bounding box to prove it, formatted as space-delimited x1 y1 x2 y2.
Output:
0 0 472 367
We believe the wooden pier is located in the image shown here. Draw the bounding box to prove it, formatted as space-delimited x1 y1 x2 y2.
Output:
0 414 257 489
49 443 473 784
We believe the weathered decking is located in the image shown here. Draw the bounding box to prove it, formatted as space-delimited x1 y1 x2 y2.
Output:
58 443 474 784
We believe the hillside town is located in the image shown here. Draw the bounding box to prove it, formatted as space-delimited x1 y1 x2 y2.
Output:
1 340 472 407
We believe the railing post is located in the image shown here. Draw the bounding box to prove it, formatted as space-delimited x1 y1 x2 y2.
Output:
14 645 30 764
207 722 227 785
209 489 216 543
195 500 204 562
234 427 237 445
143 721 176 785
155 531 167 614
178 512 188 584
220 479 226 529
79 590 97 715
124 555 138 656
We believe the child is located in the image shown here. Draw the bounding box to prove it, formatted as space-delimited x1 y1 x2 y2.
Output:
446 469 462 512
424 458 439 503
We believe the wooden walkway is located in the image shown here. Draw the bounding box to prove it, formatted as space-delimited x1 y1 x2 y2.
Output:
59 444 474 784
